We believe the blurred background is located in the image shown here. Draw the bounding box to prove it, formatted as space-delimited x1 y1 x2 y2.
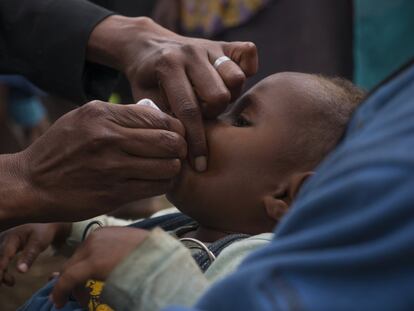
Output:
1 0 413 309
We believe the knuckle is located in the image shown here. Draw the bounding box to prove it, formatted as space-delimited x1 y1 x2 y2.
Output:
226 72 246 89
159 131 181 153
210 89 231 105
137 16 153 27
181 44 200 57
84 129 118 152
157 49 180 71
140 109 171 130
153 112 172 130
24 247 40 262
87 133 108 151
80 101 107 119
177 104 200 120
243 41 257 53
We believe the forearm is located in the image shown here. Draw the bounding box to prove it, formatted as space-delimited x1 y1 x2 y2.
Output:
0 0 115 102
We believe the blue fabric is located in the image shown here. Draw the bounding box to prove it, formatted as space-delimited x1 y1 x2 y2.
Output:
164 63 414 310
18 279 85 311
0 75 44 96
8 96 46 127
0 75 46 126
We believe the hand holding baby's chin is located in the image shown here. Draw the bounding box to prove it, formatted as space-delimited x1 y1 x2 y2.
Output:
51 227 149 309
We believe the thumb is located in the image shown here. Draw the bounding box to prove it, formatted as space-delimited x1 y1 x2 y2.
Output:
16 237 43 273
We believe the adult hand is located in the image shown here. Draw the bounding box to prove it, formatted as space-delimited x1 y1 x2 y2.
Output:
51 227 149 309
87 16 258 171
0 223 70 286
0 101 186 229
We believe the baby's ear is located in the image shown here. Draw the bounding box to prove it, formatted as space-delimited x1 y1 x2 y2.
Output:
287 171 314 200
263 194 289 222
263 171 314 222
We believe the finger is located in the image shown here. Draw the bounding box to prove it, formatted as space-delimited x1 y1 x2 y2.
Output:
118 128 187 159
223 41 258 77
2 271 15 287
52 262 92 309
184 47 231 118
209 53 246 101
107 103 185 134
213 60 246 101
116 179 173 200
115 157 182 181
17 236 44 273
0 235 22 277
159 67 208 172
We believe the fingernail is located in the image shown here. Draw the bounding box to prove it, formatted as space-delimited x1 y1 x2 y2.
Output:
195 156 207 172
18 263 28 273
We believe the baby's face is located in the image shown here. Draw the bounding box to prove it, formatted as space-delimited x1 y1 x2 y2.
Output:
168 73 314 234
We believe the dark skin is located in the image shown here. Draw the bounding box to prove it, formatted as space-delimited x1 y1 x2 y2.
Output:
88 15 258 169
2 73 325 307
0 15 258 230
0 102 187 230
169 72 320 240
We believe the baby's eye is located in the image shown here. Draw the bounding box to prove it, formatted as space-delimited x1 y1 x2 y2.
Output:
232 115 251 127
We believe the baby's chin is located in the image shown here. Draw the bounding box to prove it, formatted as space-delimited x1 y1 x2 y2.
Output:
166 158 207 214
166 160 195 205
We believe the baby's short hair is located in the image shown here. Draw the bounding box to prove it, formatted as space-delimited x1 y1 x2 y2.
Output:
292 75 366 171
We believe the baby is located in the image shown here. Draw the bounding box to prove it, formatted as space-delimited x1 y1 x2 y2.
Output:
0 72 365 310
169 72 364 239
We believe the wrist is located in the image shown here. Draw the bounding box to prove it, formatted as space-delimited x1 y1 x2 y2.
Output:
86 15 157 72
0 152 40 229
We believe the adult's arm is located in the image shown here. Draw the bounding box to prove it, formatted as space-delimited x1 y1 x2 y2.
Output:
0 0 116 102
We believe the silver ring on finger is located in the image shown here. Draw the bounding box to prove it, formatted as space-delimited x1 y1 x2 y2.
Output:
213 56 232 70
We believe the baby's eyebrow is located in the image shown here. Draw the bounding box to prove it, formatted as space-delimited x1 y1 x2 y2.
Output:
233 94 255 112
233 93 263 116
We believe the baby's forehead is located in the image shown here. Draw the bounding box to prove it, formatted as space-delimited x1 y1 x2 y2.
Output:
250 72 320 110
257 72 318 91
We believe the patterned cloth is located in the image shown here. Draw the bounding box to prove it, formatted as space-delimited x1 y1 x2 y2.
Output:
181 0 271 37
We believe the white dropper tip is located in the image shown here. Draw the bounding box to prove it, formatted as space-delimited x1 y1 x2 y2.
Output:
136 98 161 111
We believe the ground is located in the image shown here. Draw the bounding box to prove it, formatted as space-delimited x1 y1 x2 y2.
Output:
0 249 66 311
